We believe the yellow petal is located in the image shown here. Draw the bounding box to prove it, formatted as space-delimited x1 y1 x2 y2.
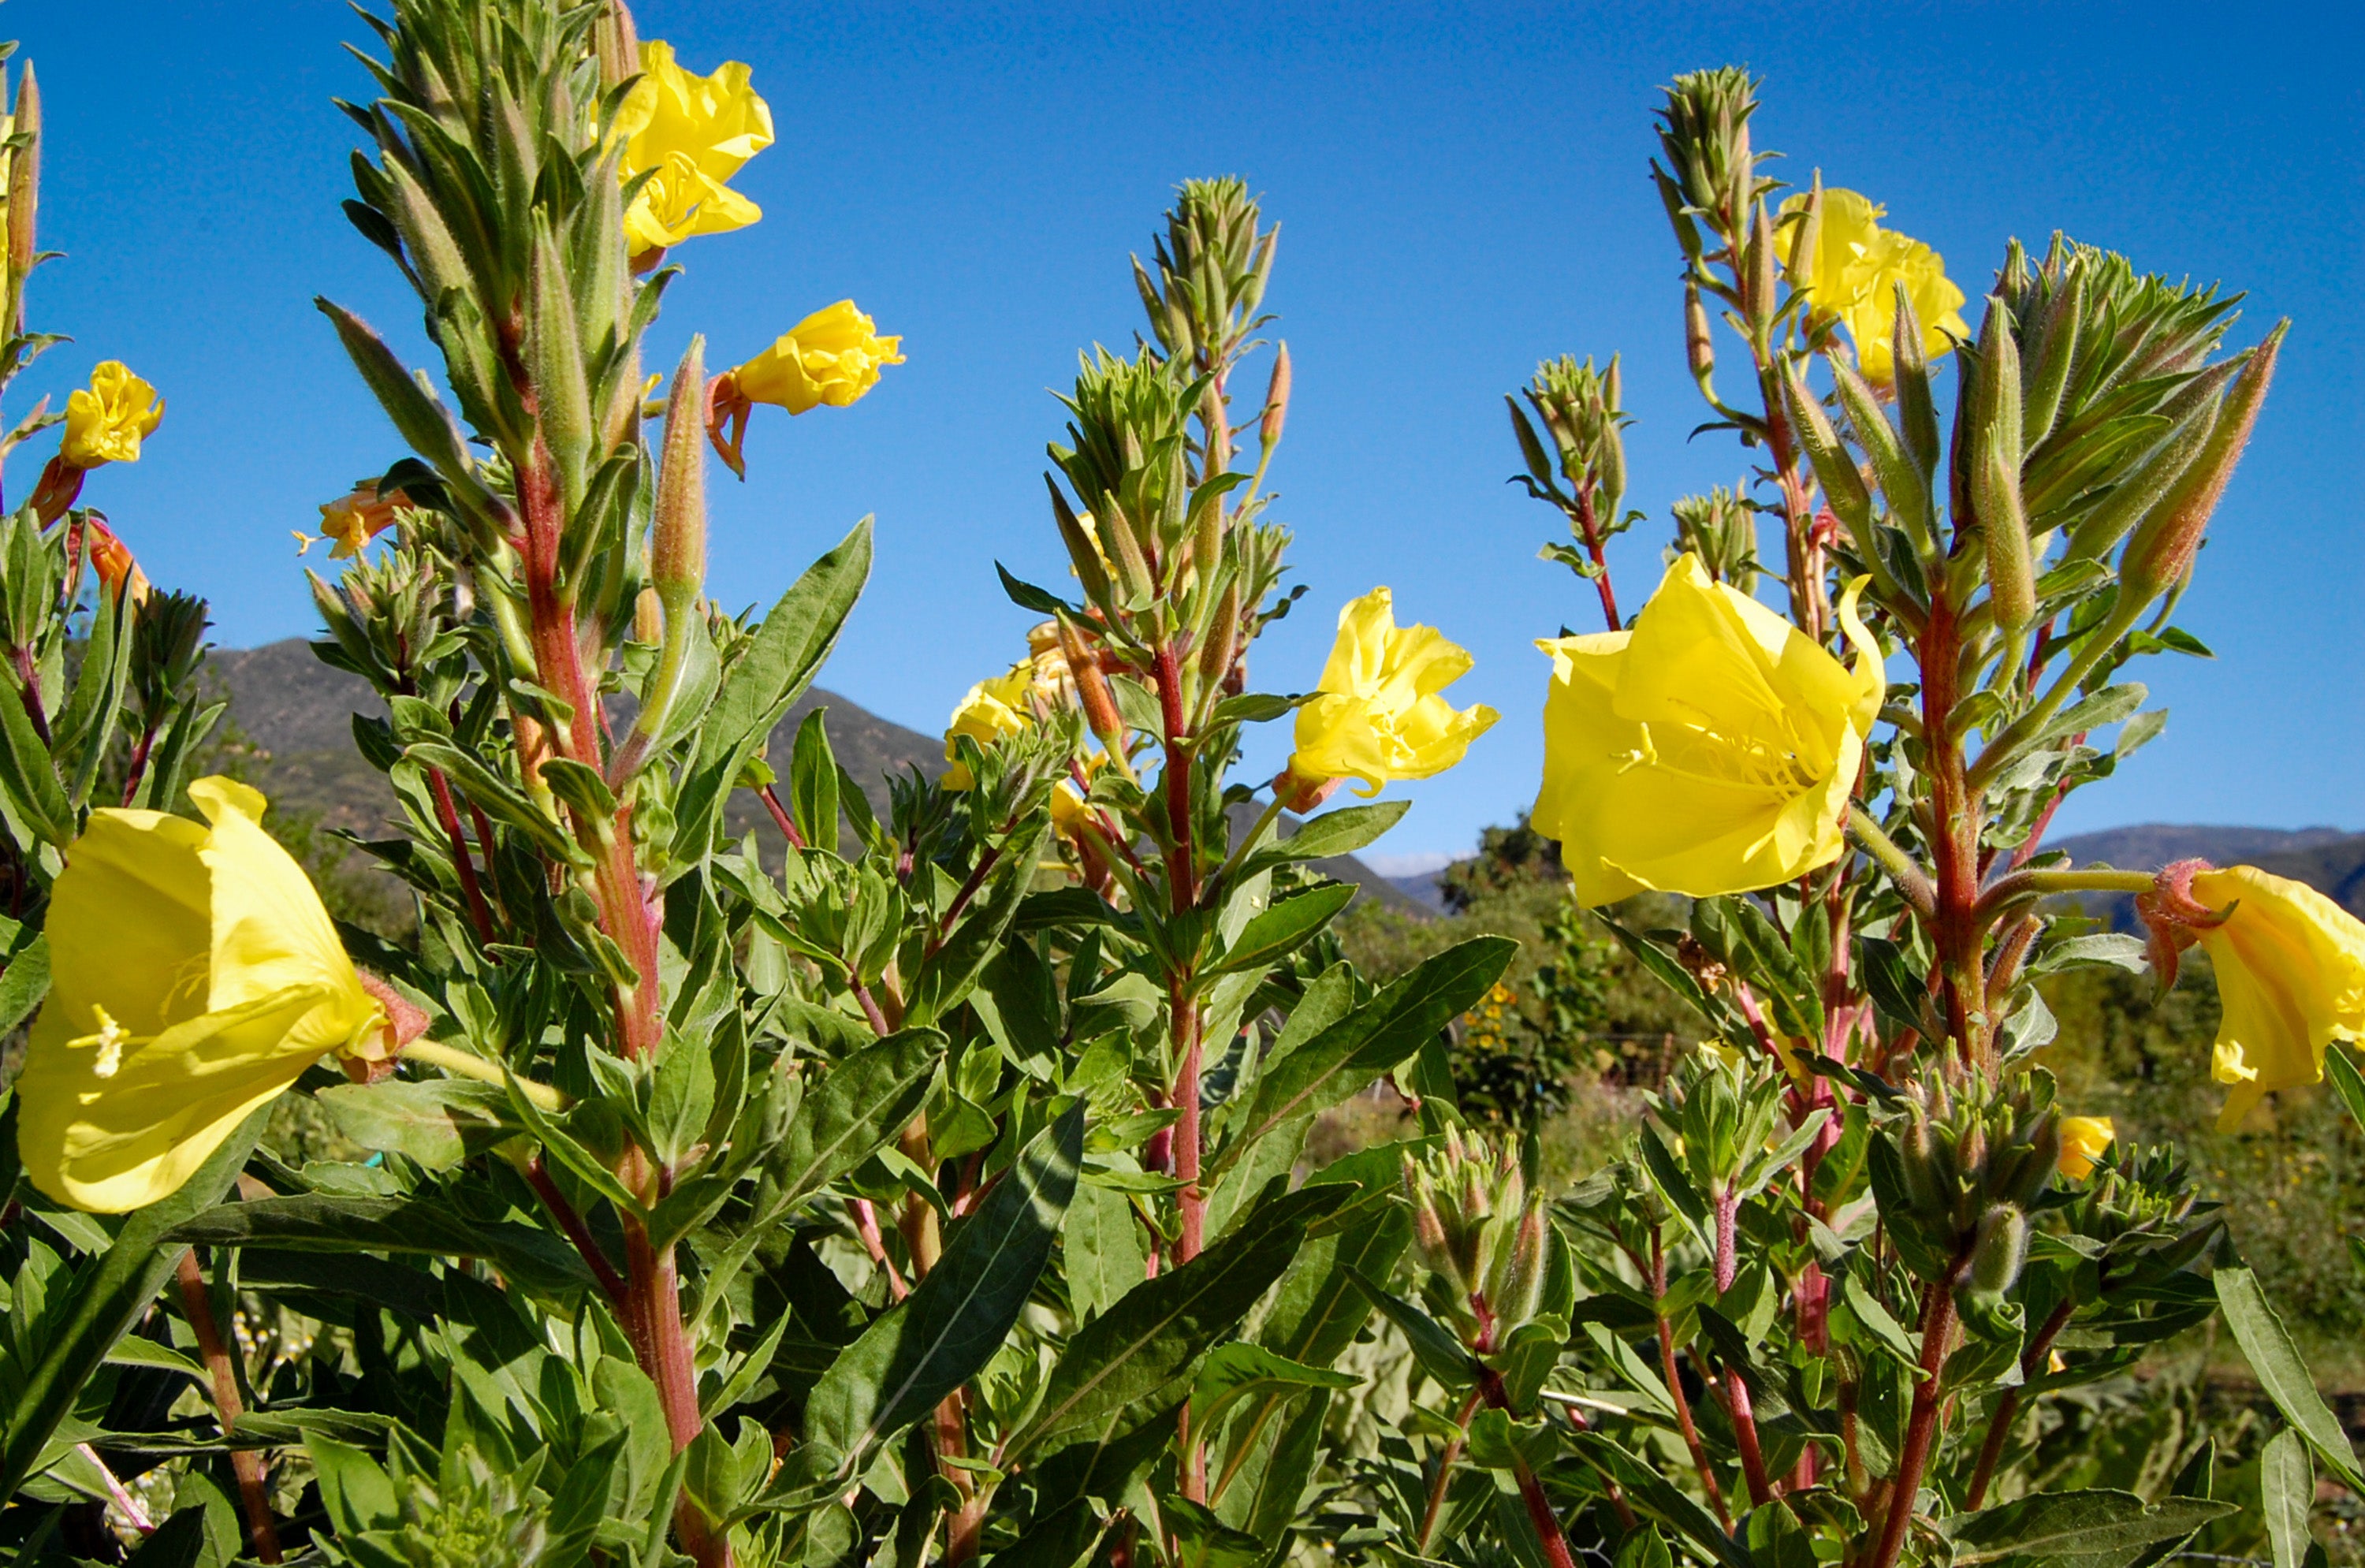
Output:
2193 865 2365 1127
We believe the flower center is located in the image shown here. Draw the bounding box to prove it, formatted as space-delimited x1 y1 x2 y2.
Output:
67 1004 143 1079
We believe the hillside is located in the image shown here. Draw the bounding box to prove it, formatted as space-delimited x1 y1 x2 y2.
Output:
2047 822 2365 925
206 639 1425 914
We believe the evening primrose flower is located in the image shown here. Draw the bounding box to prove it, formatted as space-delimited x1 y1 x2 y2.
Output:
2057 1115 2117 1180
707 302 905 476
14 777 389 1212
1533 554 1882 907
611 40 773 254
83 519 151 606
2174 865 2365 1130
318 483 408 559
61 361 164 469
1777 187 1968 382
1279 588 1498 802
943 664 1035 790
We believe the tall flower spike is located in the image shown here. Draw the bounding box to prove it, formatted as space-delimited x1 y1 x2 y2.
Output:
15 778 392 1211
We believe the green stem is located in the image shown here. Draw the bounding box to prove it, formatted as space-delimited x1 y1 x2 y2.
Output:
1209 793 1287 892
1845 806 1935 916
404 1039 570 1112
1967 593 2146 791
1970 866 2154 926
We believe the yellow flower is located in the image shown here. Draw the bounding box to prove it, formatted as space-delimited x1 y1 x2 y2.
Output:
2057 1115 2117 1180
731 302 906 416
61 361 165 469
2188 866 2365 1130
1533 554 1882 907
1778 187 1968 383
611 40 773 253
15 778 388 1212
318 483 409 559
1284 588 1498 796
943 664 1035 790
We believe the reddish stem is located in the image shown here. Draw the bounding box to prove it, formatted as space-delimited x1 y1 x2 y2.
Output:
760 782 809 851
523 1151 627 1306
177 1252 281 1564
1572 486 1622 632
1653 1229 1731 1529
427 765 498 947
1870 1282 1957 1568
1965 1298 2074 1508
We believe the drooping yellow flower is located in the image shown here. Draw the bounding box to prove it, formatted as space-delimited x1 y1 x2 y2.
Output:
2057 1115 2117 1181
1533 554 1882 907
1777 188 1968 383
61 361 165 469
2185 866 2365 1130
15 778 389 1212
611 40 773 253
943 664 1036 790
1283 588 1498 798
318 483 409 559
732 303 906 416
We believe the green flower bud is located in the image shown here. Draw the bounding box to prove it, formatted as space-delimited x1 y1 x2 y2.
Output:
1968 1204 2028 1295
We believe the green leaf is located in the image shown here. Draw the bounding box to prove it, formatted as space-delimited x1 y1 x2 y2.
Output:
804 1103 1082 1476
1007 1183 1346 1462
1942 1491 2237 1568
701 521 873 771
2216 1268 2365 1489
1208 882 1356 977
1238 800 1409 873
1344 1265 1475 1387
0 661 71 847
764 1028 944 1220
2324 1047 2365 1140
404 741 578 862
1186 1343 1354 1436
0 1102 274 1500
165 1193 594 1296
315 1078 520 1172
1063 1181 1147 1325
1219 937 1514 1170
2263 1429 2313 1568
789 707 840 852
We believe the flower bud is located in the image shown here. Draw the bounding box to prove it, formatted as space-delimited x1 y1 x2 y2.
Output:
1101 505 1157 605
650 336 708 604
1488 1197 1551 1331
1746 204 1778 335
1261 340 1291 449
594 0 640 90
1783 171 1823 295
1967 1203 2028 1295
8 64 37 300
1685 278 1715 383
84 519 150 607
1058 617 1125 748
2121 324 2283 596
1199 579 1240 689
1778 358 1871 534
1976 439 2035 635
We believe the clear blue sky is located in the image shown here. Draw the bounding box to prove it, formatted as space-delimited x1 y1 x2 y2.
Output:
13 2 2360 862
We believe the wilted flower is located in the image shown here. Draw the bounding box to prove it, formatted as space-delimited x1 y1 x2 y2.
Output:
1279 587 1497 803
15 778 390 1212
2142 862 2365 1130
318 483 409 559
611 40 773 254
83 518 150 605
1778 187 1967 382
1533 554 1881 906
707 302 904 475
61 360 164 469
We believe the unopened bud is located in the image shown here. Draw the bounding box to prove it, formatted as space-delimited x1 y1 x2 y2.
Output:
1967 1204 2028 1294
650 337 707 602
1785 171 1823 296
1685 279 1715 383
1060 618 1126 746
634 584 664 644
1746 205 1778 334
2122 324 2283 595
594 0 640 90
1101 505 1156 604
1778 358 1871 534
9 65 38 292
1488 1197 1551 1329
1046 479 1112 608
1261 341 1291 449
1976 438 2035 635
1272 762 1339 815
1199 580 1240 688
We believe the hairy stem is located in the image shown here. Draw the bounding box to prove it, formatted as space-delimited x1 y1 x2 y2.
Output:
1654 1228 1732 1529
1869 1282 1957 1568
426 765 498 947
1965 1298 2075 1509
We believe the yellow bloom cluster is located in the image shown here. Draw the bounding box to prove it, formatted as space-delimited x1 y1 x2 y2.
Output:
1533 555 1881 906
1778 187 1968 382
612 41 774 254
17 779 387 1212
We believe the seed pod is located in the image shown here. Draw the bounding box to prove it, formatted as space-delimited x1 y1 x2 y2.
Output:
2121 324 2284 594
1968 1204 2029 1294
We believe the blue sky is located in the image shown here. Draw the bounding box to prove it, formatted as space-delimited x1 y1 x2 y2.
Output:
14 2 2361 862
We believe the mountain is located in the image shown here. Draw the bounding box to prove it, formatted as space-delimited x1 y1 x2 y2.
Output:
2046 823 2365 926
204 639 1425 915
